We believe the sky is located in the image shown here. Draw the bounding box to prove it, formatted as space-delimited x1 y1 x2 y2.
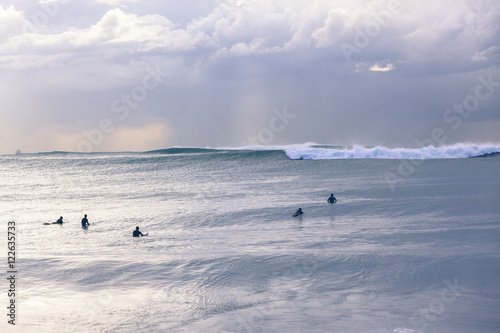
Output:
0 0 499 153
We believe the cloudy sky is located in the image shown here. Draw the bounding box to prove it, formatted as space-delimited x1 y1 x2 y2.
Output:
1 0 499 153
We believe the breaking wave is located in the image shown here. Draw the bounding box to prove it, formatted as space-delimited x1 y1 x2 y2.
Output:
9 143 500 160
281 144 500 160
221 143 500 160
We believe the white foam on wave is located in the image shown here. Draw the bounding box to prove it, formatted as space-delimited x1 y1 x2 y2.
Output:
283 144 500 160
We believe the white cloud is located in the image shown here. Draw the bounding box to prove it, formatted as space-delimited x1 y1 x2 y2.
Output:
310 8 348 48
369 63 395 72
2 0 499 69
471 45 500 62
0 5 27 37
29 8 201 50
396 1 499 63
216 36 283 58
0 7 211 69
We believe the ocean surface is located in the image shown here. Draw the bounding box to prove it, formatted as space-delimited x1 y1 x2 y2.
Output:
1 144 499 333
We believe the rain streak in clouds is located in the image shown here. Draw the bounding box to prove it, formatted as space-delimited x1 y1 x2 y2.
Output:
0 0 499 153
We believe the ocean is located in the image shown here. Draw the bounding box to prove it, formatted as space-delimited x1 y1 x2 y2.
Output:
1 144 499 333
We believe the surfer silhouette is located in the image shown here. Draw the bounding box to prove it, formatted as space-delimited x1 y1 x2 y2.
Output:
133 226 146 237
292 208 303 217
52 216 64 224
327 194 337 203
81 214 89 228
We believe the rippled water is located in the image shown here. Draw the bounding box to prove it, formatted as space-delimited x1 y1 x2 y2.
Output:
1 148 499 332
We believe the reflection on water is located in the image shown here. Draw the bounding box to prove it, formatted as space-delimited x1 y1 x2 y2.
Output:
1 152 499 332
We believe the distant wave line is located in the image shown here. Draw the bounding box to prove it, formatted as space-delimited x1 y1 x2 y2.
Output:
5 143 500 160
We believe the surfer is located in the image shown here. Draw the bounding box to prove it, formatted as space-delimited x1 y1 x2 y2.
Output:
81 214 89 228
327 193 337 203
133 226 145 237
292 208 303 217
52 216 64 224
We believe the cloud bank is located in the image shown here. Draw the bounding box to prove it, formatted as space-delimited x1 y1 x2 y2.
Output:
0 0 499 153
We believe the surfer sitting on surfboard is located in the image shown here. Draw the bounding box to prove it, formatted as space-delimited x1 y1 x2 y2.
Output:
327 194 337 203
133 226 148 237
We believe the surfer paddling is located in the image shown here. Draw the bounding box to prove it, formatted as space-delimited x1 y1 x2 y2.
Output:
292 208 303 217
44 216 65 225
53 216 64 224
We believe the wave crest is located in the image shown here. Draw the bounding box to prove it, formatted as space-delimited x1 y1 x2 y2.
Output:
281 144 500 160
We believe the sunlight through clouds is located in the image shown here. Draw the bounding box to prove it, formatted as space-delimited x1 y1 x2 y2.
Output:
0 0 499 153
